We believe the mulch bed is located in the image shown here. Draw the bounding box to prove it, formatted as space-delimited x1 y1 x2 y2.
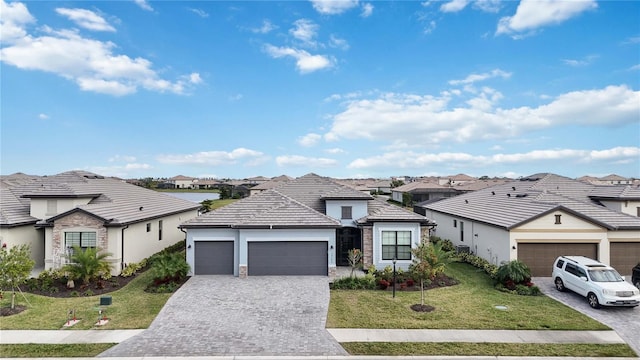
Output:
380 273 459 291
24 275 139 298
0 305 27 317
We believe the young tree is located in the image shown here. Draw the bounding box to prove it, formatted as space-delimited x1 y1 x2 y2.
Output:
0 244 35 309
409 241 453 306
347 249 363 278
63 246 112 285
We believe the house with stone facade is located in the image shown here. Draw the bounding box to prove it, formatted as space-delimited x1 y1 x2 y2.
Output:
0 171 200 274
180 173 434 277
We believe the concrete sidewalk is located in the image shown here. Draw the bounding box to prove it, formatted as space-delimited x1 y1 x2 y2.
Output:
327 328 626 344
0 328 626 345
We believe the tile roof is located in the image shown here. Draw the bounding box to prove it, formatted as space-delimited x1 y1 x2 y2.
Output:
393 181 449 192
182 173 433 228
1 171 200 227
422 173 640 230
588 185 640 200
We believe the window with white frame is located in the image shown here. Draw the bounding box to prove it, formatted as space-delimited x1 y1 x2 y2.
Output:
65 231 97 255
382 231 411 260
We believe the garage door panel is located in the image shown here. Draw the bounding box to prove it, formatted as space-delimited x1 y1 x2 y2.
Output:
195 241 234 275
518 243 597 277
610 242 640 276
248 241 327 276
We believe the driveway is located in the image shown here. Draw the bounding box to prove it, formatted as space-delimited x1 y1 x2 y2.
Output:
98 276 347 357
534 277 640 356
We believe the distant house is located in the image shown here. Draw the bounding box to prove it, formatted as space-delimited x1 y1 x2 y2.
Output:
438 173 476 186
180 173 434 277
168 175 195 189
391 182 457 204
0 171 200 274
580 174 634 186
249 175 293 196
420 173 640 276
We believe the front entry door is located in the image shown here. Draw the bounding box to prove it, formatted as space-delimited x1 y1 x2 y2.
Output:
336 227 362 266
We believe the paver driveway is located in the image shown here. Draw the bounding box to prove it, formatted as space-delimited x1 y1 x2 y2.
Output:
98 276 347 357
534 277 640 356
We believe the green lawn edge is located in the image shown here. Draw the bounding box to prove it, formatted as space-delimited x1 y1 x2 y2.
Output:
341 342 637 357
0 343 115 358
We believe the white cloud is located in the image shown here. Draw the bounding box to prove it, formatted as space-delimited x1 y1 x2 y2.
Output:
263 44 334 73
0 0 35 42
562 55 598 67
361 3 374 17
473 0 501 13
134 0 153 12
423 20 436 34
108 155 137 162
329 35 349 50
449 69 511 85
252 20 277 34
440 0 469 13
228 93 243 101
324 85 639 147
157 148 269 167
497 0 597 37
310 0 359 15
297 133 322 147
290 19 318 47
347 146 640 171
629 64 640 71
325 148 346 154
276 155 338 168
38 113 49 120
86 163 152 178
56 8 116 32
188 8 209 18
0 5 201 96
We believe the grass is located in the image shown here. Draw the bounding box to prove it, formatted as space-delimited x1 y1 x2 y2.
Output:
0 270 172 330
342 342 637 357
328 262 609 330
206 198 239 210
0 344 115 358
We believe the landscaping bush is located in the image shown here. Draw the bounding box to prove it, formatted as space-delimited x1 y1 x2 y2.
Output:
330 276 376 290
148 252 190 288
458 252 498 279
495 260 531 286
429 236 456 253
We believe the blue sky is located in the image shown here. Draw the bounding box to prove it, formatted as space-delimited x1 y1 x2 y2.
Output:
1 0 638 180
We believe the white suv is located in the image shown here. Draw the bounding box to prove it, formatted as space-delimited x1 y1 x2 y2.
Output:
552 256 640 309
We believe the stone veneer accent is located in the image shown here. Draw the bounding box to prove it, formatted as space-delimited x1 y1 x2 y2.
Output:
329 266 336 278
362 225 373 269
239 265 248 278
52 212 107 260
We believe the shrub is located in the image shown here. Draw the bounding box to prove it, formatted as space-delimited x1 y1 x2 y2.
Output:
459 253 498 279
378 279 390 290
150 252 190 285
406 279 415 287
496 260 531 285
331 275 376 290
429 236 456 253
62 246 112 285
70 290 80 297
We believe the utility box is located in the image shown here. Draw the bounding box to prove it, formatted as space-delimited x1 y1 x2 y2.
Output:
100 295 112 306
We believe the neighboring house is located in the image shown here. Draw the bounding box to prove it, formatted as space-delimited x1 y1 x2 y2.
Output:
191 179 221 189
0 171 201 274
169 175 196 189
438 173 476 186
391 182 458 203
420 173 640 276
249 176 293 196
180 173 435 277
579 174 634 186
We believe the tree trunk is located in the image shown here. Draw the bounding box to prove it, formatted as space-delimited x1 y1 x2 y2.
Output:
420 279 425 305
11 290 16 309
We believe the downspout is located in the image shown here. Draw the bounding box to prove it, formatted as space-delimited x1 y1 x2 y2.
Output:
121 225 129 271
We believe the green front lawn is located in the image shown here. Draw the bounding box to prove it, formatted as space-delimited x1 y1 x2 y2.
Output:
0 270 171 330
328 262 608 330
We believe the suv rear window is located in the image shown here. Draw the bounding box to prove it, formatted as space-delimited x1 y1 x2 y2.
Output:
556 259 565 269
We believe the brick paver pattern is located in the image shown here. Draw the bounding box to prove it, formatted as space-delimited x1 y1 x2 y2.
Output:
98 276 347 357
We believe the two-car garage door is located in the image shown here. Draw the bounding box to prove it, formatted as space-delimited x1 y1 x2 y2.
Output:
194 240 328 276
248 241 328 276
517 243 597 277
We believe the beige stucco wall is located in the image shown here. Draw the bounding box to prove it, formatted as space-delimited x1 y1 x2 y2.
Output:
0 225 44 268
600 200 640 217
30 198 93 219
511 210 611 263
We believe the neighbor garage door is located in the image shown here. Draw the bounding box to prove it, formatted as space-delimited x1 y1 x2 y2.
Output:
194 241 234 275
248 241 327 276
610 242 640 276
518 243 597 277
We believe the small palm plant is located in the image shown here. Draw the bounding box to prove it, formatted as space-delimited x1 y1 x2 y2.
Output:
495 259 531 290
63 246 112 286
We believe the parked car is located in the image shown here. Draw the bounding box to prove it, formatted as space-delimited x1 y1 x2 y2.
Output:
552 256 640 309
633 263 640 289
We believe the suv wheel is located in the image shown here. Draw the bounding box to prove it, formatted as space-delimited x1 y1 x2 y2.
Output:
587 292 600 309
554 278 565 292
